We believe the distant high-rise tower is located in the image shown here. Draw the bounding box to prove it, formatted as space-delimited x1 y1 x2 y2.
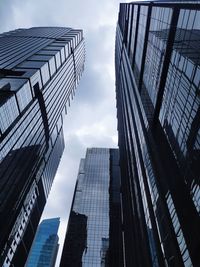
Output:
59 148 123 267
115 2 200 267
26 218 60 267
0 27 85 266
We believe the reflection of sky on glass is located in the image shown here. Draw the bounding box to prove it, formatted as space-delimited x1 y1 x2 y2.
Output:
73 148 110 266
26 218 60 267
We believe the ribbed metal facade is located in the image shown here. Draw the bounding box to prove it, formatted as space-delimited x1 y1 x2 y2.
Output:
0 27 85 266
116 2 200 267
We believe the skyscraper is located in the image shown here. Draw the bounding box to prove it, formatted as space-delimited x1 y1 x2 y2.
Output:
26 217 60 267
0 27 85 267
59 148 123 267
115 2 200 267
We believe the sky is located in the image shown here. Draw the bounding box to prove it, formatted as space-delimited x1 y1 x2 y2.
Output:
0 0 127 265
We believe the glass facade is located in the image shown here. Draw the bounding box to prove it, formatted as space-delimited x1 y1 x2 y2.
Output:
59 148 123 267
0 27 85 267
116 2 200 267
26 218 60 267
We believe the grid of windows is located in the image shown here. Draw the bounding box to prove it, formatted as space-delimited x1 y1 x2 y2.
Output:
129 5 138 60
143 7 172 106
158 10 200 216
133 5 148 82
116 2 200 267
0 27 85 267
60 148 122 267
74 148 110 266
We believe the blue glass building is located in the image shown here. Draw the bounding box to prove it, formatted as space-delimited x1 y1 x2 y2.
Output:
0 27 85 266
26 218 60 267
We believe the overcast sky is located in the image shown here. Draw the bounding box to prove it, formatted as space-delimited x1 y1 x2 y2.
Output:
0 0 128 265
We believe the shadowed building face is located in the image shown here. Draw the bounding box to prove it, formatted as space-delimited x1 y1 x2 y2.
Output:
0 27 85 267
115 2 200 267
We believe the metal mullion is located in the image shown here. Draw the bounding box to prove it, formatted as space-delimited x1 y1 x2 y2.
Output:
138 4 152 93
48 71 74 129
0 38 43 60
153 7 180 125
5 40 51 69
122 47 183 265
127 4 134 56
44 56 73 102
119 69 143 267
47 67 74 124
121 61 155 267
0 38 26 53
1 102 41 153
123 59 166 267
133 2 200 11
131 4 141 69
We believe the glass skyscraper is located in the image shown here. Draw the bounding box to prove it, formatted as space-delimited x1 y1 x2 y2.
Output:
0 27 85 267
26 218 60 267
59 148 123 267
115 2 200 267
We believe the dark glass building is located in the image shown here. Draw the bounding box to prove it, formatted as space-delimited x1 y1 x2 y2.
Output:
0 27 85 267
26 217 60 267
115 1 200 267
59 148 123 267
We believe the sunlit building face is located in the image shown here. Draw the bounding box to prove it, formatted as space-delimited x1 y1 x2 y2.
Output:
60 148 123 267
